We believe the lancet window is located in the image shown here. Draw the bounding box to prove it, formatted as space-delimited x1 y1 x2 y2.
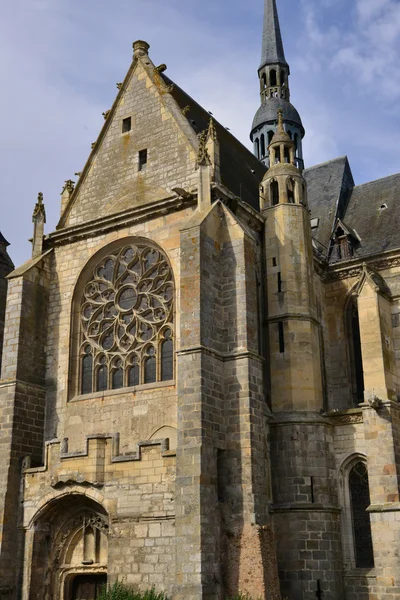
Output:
349 462 374 568
79 243 174 395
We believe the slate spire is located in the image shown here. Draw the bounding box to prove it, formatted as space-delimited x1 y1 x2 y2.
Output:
260 0 288 69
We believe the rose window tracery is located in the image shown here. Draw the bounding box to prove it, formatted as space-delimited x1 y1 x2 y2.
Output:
80 243 174 394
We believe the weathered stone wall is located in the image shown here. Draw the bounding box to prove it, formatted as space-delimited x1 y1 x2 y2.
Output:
270 417 343 600
0 243 14 376
63 56 198 228
0 261 50 596
22 439 176 597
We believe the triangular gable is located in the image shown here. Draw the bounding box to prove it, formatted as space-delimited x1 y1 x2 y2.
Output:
58 48 202 229
332 218 361 242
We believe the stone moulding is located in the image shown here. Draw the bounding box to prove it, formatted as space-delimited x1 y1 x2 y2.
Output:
23 434 174 477
48 194 197 247
327 409 363 426
323 250 400 282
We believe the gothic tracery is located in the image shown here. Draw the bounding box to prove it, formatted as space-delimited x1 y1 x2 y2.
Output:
79 243 174 394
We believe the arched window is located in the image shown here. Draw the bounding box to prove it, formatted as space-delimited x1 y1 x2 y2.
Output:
287 178 295 203
161 329 174 381
77 242 174 396
270 69 277 86
349 462 374 568
260 134 266 158
128 354 140 387
261 73 267 89
271 180 279 206
255 138 260 159
81 346 93 395
111 358 123 390
268 130 274 145
280 70 285 85
144 346 156 384
96 356 107 392
294 133 299 156
284 146 290 163
346 297 364 405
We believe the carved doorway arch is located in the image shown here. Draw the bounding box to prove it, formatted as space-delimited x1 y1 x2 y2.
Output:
27 495 108 600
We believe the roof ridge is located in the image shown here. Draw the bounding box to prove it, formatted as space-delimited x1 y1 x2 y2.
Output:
304 156 348 172
163 75 263 166
352 171 400 190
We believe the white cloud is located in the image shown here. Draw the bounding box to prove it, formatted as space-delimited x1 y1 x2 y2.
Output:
1 0 399 267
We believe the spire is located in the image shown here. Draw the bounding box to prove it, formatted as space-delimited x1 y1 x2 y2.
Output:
260 0 288 70
251 0 305 170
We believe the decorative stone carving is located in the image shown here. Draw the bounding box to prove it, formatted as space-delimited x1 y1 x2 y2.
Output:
197 129 210 166
79 243 174 391
32 192 46 222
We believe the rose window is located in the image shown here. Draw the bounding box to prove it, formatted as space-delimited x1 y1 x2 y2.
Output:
80 243 174 394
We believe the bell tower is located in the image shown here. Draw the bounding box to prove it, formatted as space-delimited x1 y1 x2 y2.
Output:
251 0 304 168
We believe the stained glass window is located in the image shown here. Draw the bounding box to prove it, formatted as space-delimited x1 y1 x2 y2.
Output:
161 330 173 381
349 462 374 568
81 346 93 394
79 243 174 394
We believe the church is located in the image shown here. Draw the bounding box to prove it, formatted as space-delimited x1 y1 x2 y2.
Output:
1 0 400 599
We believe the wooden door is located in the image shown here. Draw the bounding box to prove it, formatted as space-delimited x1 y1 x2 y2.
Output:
72 574 107 600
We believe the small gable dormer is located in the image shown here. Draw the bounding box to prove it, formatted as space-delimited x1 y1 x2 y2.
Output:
330 219 360 262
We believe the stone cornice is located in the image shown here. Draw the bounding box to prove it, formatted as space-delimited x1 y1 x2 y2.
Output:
269 411 331 426
45 195 197 248
270 503 341 514
177 345 264 364
326 408 363 426
323 249 400 282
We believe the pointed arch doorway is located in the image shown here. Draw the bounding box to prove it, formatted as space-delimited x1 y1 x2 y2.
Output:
27 494 109 600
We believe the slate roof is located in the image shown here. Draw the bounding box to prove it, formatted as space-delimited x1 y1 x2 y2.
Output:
260 0 288 69
304 156 354 253
0 232 10 247
252 97 304 135
163 75 266 211
343 173 400 259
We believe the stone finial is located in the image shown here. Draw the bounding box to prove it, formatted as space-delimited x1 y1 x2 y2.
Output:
133 40 150 58
62 180 75 195
102 110 111 120
207 117 217 142
61 180 75 215
277 108 284 132
197 130 210 166
116 82 123 90
32 192 46 223
32 192 46 258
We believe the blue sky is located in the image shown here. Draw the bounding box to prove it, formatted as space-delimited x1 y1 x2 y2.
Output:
2 0 400 266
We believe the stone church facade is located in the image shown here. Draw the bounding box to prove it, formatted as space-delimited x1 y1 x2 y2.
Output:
1 1 400 599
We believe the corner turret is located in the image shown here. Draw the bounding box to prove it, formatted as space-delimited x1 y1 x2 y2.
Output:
251 0 304 168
